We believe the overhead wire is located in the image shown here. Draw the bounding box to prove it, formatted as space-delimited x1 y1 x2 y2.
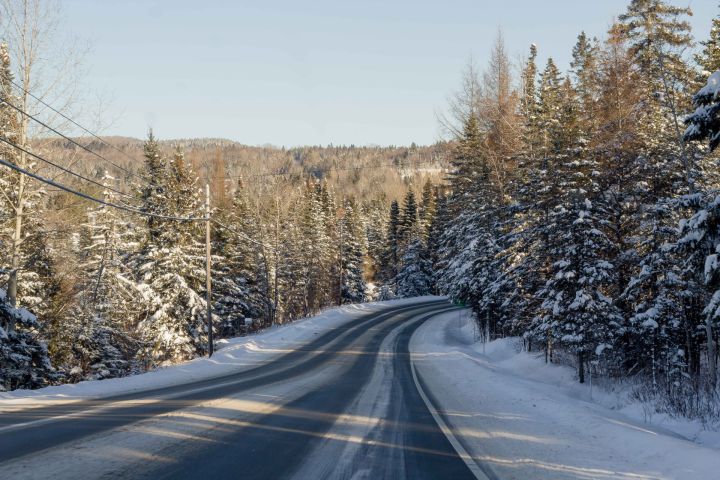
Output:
0 137 137 201
1 86 151 184
0 156 207 222
5 83 444 185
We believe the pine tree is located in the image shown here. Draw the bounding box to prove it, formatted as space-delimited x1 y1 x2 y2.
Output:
277 197 309 321
339 198 366 303
447 114 485 204
418 180 436 238
685 71 720 151
56 173 139 380
298 181 334 312
381 200 401 286
616 0 697 189
536 198 621 383
675 195 718 388
571 32 601 141
696 9 720 76
213 179 266 337
436 99 494 305
520 44 542 160
398 189 418 246
133 138 209 367
0 288 56 390
362 198 388 285
396 231 433 298
679 74 720 387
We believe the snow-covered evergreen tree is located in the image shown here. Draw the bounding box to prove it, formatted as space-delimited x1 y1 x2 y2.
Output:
339 198 366 303
685 71 720 151
299 181 335 312
419 180 436 238
696 10 720 76
0 288 55 390
56 173 139 380
381 200 401 286
277 197 309 321
133 138 209 367
362 198 388 284
435 112 488 305
536 196 621 383
214 179 265 336
398 188 418 247
396 232 433 298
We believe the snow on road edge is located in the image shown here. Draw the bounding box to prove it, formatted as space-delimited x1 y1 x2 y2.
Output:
410 310 720 480
0 296 445 409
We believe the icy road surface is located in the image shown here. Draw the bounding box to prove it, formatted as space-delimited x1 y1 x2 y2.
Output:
0 298 480 479
1 297 718 479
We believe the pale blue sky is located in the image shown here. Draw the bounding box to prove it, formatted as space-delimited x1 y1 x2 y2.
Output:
64 0 716 147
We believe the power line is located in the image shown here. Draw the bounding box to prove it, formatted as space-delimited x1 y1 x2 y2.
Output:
0 137 137 201
3 87 444 185
1 89 151 184
0 157 207 222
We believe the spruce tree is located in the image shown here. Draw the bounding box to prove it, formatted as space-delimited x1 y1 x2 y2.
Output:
382 200 401 285
57 173 139 380
362 198 388 285
520 44 542 160
396 231 433 298
418 180 436 238
214 179 265 336
339 198 366 303
571 32 601 141
398 189 418 246
0 288 56 390
685 71 720 151
133 139 209 367
696 9 720 75
299 181 334 312
277 197 309 321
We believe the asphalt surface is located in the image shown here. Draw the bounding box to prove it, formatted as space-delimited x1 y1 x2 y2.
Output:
0 300 481 479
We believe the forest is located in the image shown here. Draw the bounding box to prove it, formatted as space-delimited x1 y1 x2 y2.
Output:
2 0 720 425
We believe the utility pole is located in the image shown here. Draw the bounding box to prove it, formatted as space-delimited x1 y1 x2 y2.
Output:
205 182 214 357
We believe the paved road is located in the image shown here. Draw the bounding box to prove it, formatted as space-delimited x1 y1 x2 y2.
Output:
0 300 482 479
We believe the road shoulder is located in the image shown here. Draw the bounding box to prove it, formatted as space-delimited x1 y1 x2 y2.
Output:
410 311 720 480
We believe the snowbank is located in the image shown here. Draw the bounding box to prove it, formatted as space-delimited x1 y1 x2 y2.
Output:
411 310 720 480
0 296 444 410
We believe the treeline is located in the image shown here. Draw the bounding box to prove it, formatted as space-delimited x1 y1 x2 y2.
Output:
432 0 720 419
0 7 451 390
0 123 444 389
0 64 445 391
41 137 448 206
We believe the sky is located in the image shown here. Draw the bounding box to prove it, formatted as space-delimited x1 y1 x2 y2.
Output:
62 0 717 147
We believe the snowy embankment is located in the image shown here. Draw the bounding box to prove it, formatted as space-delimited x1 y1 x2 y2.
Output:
0 296 442 410
411 310 720 480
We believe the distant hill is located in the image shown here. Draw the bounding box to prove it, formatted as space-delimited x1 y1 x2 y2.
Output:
37 136 452 205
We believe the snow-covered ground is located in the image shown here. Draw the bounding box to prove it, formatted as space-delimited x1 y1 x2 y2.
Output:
0 296 442 411
411 310 720 480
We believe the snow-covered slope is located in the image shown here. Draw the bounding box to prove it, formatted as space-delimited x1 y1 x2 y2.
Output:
411 310 720 480
0 296 442 410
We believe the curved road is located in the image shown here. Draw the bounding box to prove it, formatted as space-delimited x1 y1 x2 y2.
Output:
0 300 484 479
